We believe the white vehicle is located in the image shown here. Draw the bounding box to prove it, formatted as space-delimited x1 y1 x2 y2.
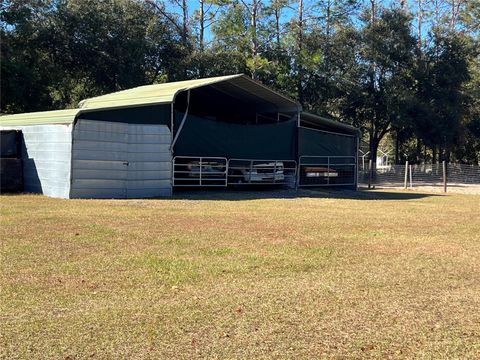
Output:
230 161 285 183
304 166 338 178
186 161 226 178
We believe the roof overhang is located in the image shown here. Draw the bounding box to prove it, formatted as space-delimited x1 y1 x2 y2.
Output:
0 109 80 127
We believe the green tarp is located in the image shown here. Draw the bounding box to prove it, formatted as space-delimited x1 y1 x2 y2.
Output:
174 112 297 160
298 127 356 157
76 106 356 161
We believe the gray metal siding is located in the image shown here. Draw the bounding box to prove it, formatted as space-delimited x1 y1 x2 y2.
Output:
126 124 171 198
70 120 172 198
0 125 72 198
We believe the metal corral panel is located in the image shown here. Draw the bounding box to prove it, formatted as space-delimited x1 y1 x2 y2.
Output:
70 120 172 199
0 124 73 198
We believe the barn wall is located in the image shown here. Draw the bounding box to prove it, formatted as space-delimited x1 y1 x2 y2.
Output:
0 124 73 198
77 104 171 126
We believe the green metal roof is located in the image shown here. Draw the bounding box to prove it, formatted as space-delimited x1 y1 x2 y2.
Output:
1 74 300 127
79 74 299 112
0 109 81 127
78 74 243 110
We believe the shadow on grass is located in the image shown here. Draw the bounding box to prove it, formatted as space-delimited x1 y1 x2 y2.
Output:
1 187 440 201
171 187 440 201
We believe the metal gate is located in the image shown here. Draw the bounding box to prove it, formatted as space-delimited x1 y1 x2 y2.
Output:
173 156 228 187
227 159 297 186
298 156 356 187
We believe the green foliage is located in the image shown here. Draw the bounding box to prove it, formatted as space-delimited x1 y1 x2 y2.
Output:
1 0 183 111
409 32 474 162
211 3 249 52
461 0 480 34
1 0 479 163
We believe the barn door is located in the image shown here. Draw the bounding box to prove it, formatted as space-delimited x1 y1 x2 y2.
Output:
70 120 172 199
126 124 172 198
71 120 129 198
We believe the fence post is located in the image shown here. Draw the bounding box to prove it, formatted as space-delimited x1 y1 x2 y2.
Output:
409 164 413 189
368 159 372 189
404 161 409 189
443 160 447 193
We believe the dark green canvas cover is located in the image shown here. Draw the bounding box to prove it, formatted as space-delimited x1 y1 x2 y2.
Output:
174 112 297 160
298 127 356 157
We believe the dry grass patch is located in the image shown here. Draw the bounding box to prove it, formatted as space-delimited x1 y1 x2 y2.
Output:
1 190 479 359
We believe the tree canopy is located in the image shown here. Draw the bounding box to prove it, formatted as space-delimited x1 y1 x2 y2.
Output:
1 0 479 163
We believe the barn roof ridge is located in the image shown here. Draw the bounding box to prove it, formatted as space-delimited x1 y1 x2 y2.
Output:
0 74 301 126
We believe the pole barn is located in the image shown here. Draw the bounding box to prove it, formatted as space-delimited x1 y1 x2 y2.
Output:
0 74 359 198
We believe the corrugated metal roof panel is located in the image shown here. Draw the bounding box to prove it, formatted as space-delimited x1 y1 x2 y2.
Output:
0 109 80 127
79 74 300 112
79 74 244 110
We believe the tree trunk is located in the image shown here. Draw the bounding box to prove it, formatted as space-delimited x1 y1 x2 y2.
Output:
324 0 332 101
416 138 422 163
275 7 281 50
297 0 304 103
326 0 331 38
198 0 205 77
199 0 204 52
182 0 188 45
369 137 379 172
251 0 259 80
417 0 423 49
445 145 452 163
450 0 456 29
369 0 376 25
433 0 441 30
395 131 400 164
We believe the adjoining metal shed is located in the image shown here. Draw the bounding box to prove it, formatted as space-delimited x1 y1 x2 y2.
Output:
0 74 359 198
0 109 172 198
298 112 360 188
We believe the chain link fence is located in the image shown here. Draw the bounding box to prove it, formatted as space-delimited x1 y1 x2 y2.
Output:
359 162 480 194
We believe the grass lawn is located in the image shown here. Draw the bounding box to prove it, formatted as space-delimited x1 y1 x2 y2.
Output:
1 189 479 359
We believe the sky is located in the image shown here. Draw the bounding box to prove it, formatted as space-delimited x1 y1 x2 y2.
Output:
162 0 453 43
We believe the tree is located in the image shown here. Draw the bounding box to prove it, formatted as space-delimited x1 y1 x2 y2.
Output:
299 0 358 112
211 0 272 79
432 33 474 161
1 0 185 111
1 0 479 166
1 0 59 113
461 0 480 33
263 0 289 51
354 8 416 167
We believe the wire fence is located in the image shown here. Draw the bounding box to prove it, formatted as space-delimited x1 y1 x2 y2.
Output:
359 162 480 194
